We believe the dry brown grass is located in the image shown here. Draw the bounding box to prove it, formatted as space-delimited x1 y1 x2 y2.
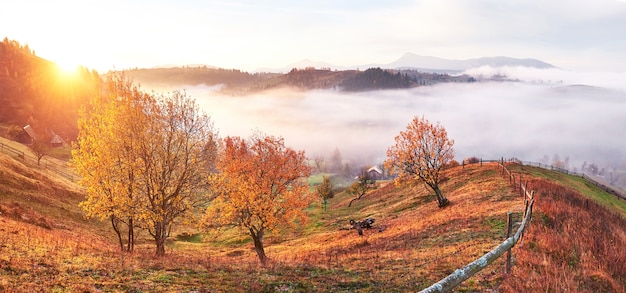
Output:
499 178 626 293
1 156 624 292
252 163 522 291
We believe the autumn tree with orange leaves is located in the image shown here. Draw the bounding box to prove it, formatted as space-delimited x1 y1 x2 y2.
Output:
73 73 217 255
385 116 454 207
204 133 312 265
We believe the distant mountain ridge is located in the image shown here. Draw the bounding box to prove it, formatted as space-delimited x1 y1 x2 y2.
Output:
388 53 555 71
258 53 555 73
123 53 556 93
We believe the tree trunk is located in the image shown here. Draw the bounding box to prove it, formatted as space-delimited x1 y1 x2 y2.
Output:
250 228 267 265
432 184 449 207
348 192 365 207
127 217 134 252
154 221 167 256
111 215 125 252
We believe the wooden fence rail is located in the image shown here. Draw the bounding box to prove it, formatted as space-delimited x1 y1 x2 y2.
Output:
420 159 534 293
0 142 74 181
521 161 625 201
0 142 25 160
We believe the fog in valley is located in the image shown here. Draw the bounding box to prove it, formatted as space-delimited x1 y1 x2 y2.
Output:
147 68 626 174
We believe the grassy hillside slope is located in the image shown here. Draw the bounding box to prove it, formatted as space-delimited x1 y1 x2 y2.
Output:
0 151 624 292
500 164 626 292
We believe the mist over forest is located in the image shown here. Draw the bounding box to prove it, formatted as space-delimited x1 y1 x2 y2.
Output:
143 67 626 174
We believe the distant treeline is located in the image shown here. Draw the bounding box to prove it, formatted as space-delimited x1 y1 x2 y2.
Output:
123 66 274 87
341 68 411 91
126 66 479 94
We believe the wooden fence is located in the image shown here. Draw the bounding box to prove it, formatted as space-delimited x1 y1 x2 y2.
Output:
0 142 25 159
0 142 75 181
420 159 534 292
521 161 626 201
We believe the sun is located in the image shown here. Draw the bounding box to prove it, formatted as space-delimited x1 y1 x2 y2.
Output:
56 62 78 75
54 58 81 78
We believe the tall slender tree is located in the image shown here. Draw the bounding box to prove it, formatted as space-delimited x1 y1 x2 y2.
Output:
73 74 147 252
139 90 217 255
316 175 334 210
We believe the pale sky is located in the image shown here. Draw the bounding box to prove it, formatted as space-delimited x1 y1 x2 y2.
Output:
2 0 626 72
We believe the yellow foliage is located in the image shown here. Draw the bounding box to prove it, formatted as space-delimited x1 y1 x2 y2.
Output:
72 73 217 254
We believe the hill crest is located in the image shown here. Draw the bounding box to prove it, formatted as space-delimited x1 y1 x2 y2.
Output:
0 146 624 291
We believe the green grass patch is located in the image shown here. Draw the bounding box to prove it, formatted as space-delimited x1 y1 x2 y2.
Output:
175 232 203 243
484 216 507 231
48 146 72 161
510 165 626 217
308 173 334 185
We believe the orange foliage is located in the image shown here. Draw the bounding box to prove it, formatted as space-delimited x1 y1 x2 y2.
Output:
385 116 455 207
205 133 313 264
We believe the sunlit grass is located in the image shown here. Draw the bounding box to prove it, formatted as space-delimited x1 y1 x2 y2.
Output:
499 177 626 292
1 158 625 291
509 164 626 217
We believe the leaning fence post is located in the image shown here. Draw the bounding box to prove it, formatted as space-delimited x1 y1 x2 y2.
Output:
522 195 528 218
505 212 513 274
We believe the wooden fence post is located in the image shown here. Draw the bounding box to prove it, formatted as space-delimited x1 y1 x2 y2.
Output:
505 212 513 274
523 196 528 217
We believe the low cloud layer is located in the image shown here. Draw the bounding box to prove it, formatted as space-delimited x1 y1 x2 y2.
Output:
157 71 625 171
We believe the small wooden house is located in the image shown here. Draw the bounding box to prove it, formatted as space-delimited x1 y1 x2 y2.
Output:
22 125 65 147
22 124 36 142
50 132 65 147
367 166 384 180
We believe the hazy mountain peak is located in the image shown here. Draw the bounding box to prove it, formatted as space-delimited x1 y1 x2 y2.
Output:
259 53 555 73
390 53 555 71
285 59 343 71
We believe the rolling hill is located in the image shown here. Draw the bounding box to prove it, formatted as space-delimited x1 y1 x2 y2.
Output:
0 142 624 291
123 53 552 93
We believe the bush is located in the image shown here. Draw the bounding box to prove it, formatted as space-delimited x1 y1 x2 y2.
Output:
464 157 480 164
5 124 24 140
444 160 460 169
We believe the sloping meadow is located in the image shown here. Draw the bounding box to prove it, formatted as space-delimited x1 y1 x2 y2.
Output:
1 158 624 291
499 166 626 292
